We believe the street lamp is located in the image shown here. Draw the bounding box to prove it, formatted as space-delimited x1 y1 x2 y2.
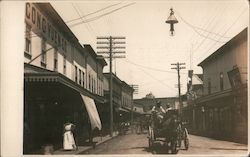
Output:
165 8 178 36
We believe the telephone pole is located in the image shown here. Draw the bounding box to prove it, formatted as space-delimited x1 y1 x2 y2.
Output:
97 36 126 137
130 84 138 128
171 62 186 114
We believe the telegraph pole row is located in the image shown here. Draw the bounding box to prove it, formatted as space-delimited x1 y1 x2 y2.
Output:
130 84 138 129
96 36 126 137
171 62 186 114
130 84 139 94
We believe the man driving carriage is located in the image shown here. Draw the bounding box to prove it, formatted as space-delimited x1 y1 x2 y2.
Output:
151 100 166 124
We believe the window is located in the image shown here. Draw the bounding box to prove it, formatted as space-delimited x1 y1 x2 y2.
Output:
220 72 224 91
89 75 91 90
82 71 85 87
75 66 78 83
63 55 66 74
91 77 94 92
41 38 47 67
54 49 58 71
79 69 82 85
94 79 96 93
208 78 211 94
25 24 31 58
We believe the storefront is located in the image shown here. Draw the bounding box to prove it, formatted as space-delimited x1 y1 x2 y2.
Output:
193 84 247 143
24 64 104 153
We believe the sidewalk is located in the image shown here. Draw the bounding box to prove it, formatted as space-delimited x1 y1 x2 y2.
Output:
53 131 119 155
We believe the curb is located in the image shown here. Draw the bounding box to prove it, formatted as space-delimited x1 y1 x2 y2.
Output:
77 134 120 154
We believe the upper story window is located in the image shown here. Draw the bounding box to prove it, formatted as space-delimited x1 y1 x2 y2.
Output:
54 49 58 71
82 71 85 88
79 69 82 85
94 79 96 94
220 72 224 91
25 24 32 58
63 55 66 74
208 78 211 94
75 66 78 83
41 38 47 67
89 74 91 91
91 77 94 93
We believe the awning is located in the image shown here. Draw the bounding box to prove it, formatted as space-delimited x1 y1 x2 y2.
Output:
24 63 106 103
80 94 102 131
117 107 130 113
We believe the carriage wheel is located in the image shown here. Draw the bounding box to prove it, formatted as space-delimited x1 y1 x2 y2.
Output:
184 128 189 150
170 140 178 154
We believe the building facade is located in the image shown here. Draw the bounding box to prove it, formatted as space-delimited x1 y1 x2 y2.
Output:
24 3 107 153
134 97 180 113
103 73 134 130
192 28 248 143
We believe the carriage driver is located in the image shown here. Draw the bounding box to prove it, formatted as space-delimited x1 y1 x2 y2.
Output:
151 100 166 123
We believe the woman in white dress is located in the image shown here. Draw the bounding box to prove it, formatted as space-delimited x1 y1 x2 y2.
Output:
63 123 77 151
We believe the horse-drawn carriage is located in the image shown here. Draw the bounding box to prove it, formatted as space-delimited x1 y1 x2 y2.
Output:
147 109 189 154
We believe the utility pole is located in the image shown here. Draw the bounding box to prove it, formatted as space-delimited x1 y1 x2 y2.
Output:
97 36 125 137
130 84 138 130
171 62 186 114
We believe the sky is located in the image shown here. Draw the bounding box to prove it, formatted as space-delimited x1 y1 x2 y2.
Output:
51 0 249 99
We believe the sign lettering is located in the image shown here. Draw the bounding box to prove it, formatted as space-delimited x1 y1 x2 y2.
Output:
25 3 67 51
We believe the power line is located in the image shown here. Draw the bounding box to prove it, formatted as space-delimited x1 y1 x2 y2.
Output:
134 64 177 92
191 4 225 53
69 2 136 27
66 2 123 23
188 3 223 53
175 11 228 43
120 59 178 92
71 3 96 40
123 59 188 74
194 6 247 63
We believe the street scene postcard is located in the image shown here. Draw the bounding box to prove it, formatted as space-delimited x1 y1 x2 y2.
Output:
0 0 249 156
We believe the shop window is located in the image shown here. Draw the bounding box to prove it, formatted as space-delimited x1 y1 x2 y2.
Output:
41 38 47 67
220 72 224 91
54 49 58 71
25 24 32 59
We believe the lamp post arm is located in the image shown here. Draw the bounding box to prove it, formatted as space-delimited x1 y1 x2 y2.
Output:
27 47 54 64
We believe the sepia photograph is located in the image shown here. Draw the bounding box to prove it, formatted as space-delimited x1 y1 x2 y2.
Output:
0 0 249 156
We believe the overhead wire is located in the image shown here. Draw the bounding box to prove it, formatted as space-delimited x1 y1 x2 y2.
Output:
124 60 177 92
123 58 188 74
177 4 224 66
175 11 228 43
66 2 123 23
191 3 227 54
194 5 247 64
69 2 136 27
71 3 96 41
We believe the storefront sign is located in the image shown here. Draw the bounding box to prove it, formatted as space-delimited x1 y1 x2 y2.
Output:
25 3 67 51
227 67 242 89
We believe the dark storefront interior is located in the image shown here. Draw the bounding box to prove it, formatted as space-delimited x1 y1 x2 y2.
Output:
24 74 107 153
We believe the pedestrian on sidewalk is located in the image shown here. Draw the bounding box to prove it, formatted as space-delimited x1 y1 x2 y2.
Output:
63 120 77 151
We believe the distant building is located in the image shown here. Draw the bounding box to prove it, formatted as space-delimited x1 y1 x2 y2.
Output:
134 96 185 112
187 70 203 100
24 3 107 153
183 70 203 131
193 28 248 143
103 73 134 128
